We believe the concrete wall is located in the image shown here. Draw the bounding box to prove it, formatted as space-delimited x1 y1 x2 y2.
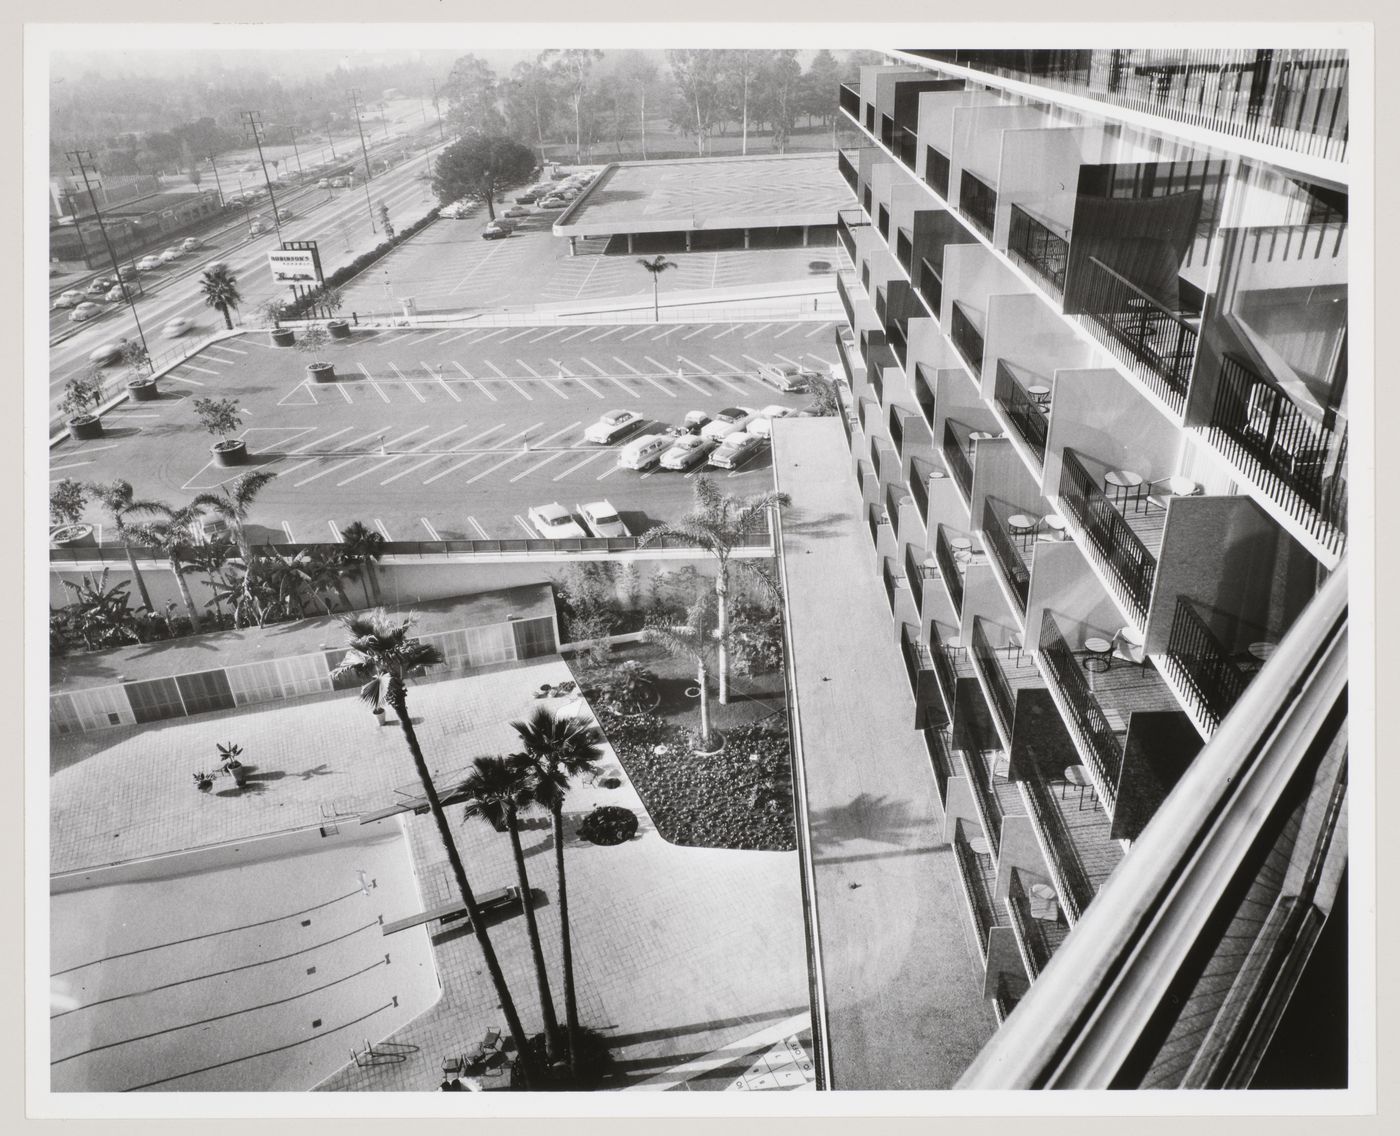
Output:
916 90 1003 170
982 293 1093 404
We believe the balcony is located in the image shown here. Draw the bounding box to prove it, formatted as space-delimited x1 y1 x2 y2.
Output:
1005 869 1069 981
960 170 998 239
1058 449 1157 625
923 726 957 804
839 83 861 124
1161 596 1259 733
916 257 943 320
900 620 938 702
905 546 930 614
885 481 907 542
835 328 862 391
1072 256 1199 416
888 319 909 369
913 362 937 430
929 617 976 725
1017 767 1109 925
880 555 900 612
877 203 891 242
942 420 975 502
879 113 894 150
952 820 999 959
837 271 856 328
1037 611 1125 815
896 228 913 275
972 617 1043 747
925 146 951 199
982 497 1034 614
935 525 966 616
837 208 869 263
994 360 1049 465
1006 203 1070 297
866 501 887 548
896 124 919 169
950 301 985 377
1207 352 1348 557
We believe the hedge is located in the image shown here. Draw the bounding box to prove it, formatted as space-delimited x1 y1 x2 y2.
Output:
283 207 442 319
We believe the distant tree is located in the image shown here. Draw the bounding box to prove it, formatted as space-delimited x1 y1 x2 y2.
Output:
801 49 842 129
543 49 604 165
719 50 763 156
431 135 535 223
59 369 106 423
758 51 803 153
615 53 663 161
667 49 724 156
442 54 504 137
192 396 243 448
377 201 394 239
502 57 560 166
199 265 242 330
637 255 677 323
258 296 286 329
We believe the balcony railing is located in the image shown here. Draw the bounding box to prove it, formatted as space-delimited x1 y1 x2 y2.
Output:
952 832 996 958
888 319 908 369
901 621 936 695
880 114 894 150
935 526 965 615
1161 597 1254 733
913 362 937 429
1072 256 1198 415
925 146 951 199
1019 772 1094 923
1038 610 1124 812
972 617 1018 742
917 257 943 320
837 208 869 262
909 465 930 529
877 204 891 241
1007 203 1069 295
960 712 1005 857
923 726 956 803
905 546 928 613
1059 448 1157 624
866 502 883 547
896 228 913 274
836 272 856 328
1208 352 1348 556
950 301 985 377
839 83 861 123
885 481 905 541
983 498 1032 612
881 556 899 611
837 149 858 196
960 170 999 239
994 360 1048 464
1006 872 1055 980
942 420 974 501
928 619 961 721
896 124 919 169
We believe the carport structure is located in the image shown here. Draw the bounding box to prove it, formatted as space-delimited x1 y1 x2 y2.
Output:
552 153 850 256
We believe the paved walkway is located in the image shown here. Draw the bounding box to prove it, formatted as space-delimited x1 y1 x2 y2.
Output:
770 417 998 1089
50 656 808 1091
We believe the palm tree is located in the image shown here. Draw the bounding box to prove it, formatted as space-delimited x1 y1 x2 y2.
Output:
186 538 235 625
257 546 331 619
636 255 676 322
511 705 605 1077
637 476 789 704
192 470 277 562
132 504 206 634
331 611 530 1067
340 521 386 606
646 593 723 751
91 480 166 616
199 265 242 330
460 754 562 1063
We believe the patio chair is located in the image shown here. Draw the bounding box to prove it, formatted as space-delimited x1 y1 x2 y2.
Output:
481 1026 503 1054
1144 475 1201 513
1113 626 1147 668
441 1054 463 1076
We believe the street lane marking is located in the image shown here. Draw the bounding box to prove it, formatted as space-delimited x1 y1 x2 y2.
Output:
681 325 713 339
553 451 606 480
421 517 442 540
508 451 566 481
515 359 542 377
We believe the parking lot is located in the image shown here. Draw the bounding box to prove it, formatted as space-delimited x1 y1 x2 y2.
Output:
51 320 842 544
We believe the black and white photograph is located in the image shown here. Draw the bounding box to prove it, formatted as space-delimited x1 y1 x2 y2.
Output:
24 14 1374 1118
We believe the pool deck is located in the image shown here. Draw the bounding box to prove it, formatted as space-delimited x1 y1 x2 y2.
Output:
770 417 998 1089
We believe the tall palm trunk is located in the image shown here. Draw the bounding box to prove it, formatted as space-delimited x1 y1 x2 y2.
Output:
219 304 233 330
697 657 712 748
552 799 580 1075
124 540 155 615
715 570 730 705
359 571 375 609
171 564 202 633
505 814 562 1060
393 696 531 1068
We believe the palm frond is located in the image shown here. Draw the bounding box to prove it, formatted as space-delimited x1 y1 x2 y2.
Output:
231 470 277 509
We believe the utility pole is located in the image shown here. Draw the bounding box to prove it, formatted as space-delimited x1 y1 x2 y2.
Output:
326 120 338 161
242 109 284 243
430 77 445 141
66 151 151 369
287 124 304 178
207 154 227 207
60 189 91 265
348 89 378 233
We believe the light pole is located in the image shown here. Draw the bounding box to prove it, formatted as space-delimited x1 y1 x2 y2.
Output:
348 89 377 233
66 150 151 368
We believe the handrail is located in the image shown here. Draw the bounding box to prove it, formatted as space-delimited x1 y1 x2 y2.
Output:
958 562 1347 1088
950 301 985 377
934 526 965 615
1161 596 1255 733
959 169 998 239
925 146 951 200
995 359 1048 464
1059 448 1157 624
942 420 974 503
972 616 1017 742
1038 609 1125 813
1018 770 1093 924
1007 203 1070 295
982 497 1031 611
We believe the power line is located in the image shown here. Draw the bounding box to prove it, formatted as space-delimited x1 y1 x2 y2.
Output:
241 110 284 244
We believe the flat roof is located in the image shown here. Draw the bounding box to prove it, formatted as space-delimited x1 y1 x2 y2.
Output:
553 153 850 237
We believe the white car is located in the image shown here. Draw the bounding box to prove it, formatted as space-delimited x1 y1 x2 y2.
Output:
757 362 815 393
159 248 181 263
181 237 201 251
163 317 193 338
136 255 163 271
584 409 643 444
748 405 797 438
68 302 102 323
700 406 756 441
577 500 629 538
53 290 85 309
503 205 531 218
89 341 129 365
527 503 588 541
659 433 719 471
708 431 765 470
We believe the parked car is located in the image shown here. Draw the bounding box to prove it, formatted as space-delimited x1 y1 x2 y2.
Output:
136 255 163 271
181 237 201 252
515 190 541 204
577 500 629 538
700 406 756 440
537 196 568 210
481 222 510 240
159 247 181 263
68 302 102 323
527 503 588 540
53 290 85 309
88 340 129 365
708 431 765 470
104 286 126 303
658 433 719 471
748 405 797 438
617 433 669 471
439 203 466 219
682 410 712 434
584 408 643 444
85 278 114 296
758 362 815 393
163 317 193 338
503 205 531 218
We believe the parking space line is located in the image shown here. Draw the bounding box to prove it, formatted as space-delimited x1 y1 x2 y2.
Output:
420 517 442 540
507 380 534 401
740 353 767 370
620 327 652 341
529 327 566 343
607 376 639 397
575 377 605 399
674 373 711 396
374 519 391 540
773 352 804 369
805 323 832 338
210 344 248 355
681 325 713 339
543 380 569 399
675 354 713 374
708 353 740 372
444 423 506 451
421 423 541 484
611 357 646 376
578 357 610 375
588 327 620 340
473 380 499 401
357 363 391 403
499 328 535 343
743 323 774 339
483 360 511 379
181 362 222 375
595 462 624 480
378 333 411 346
336 383 354 403
640 374 677 397
773 324 802 339
466 516 490 538
328 520 343 542
420 364 462 401
389 363 426 402
50 460 94 473
330 428 392 453
515 359 542 378
418 330 448 343
290 426 352 453
508 451 566 481
713 324 740 338
336 455 406 487
380 425 499 484
464 451 526 485
560 326 595 343
294 456 363 486
651 326 680 340
166 374 205 386
439 330 475 345
513 515 538 537
469 327 509 343
804 354 839 369
553 451 606 480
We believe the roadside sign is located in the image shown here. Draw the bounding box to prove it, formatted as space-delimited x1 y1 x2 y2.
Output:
268 242 323 290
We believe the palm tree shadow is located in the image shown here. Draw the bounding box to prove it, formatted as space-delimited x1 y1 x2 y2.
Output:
807 791 931 850
780 509 849 538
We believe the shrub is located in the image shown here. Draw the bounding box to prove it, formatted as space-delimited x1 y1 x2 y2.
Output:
296 322 331 354
192 396 242 443
59 370 106 421
577 805 638 846
50 479 87 527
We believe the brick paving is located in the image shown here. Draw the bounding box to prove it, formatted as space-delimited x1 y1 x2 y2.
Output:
50 654 809 1091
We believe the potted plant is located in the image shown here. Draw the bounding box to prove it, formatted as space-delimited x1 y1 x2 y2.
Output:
218 741 249 788
321 286 351 339
193 770 216 792
261 298 294 346
49 478 94 547
193 395 249 466
60 369 107 441
297 323 336 382
121 340 159 402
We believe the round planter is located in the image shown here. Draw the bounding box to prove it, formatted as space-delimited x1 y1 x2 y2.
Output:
327 320 351 340
226 763 249 788
127 377 159 402
270 327 295 347
307 361 336 384
212 439 248 467
50 523 95 548
616 683 662 717
196 778 214 792
67 415 103 441
691 729 727 757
